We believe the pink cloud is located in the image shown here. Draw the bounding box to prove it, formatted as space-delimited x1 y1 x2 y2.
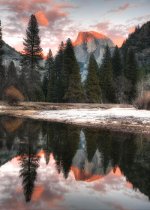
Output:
53 2 78 10
1 0 78 55
91 20 139 47
35 11 49 26
128 26 135 34
32 0 52 3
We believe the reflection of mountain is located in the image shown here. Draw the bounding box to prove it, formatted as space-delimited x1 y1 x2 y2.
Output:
0 116 150 201
72 131 112 181
72 149 112 182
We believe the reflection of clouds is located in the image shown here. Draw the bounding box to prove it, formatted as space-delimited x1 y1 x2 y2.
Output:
92 168 127 193
0 155 70 210
0 156 150 210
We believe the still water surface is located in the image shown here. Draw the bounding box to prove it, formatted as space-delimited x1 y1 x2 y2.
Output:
0 116 150 210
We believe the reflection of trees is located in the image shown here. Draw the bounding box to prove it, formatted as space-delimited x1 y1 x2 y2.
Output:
0 116 24 151
110 133 122 170
49 123 80 178
18 120 41 202
118 135 150 200
0 124 4 149
61 125 80 178
84 129 98 161
42 122 52 165
19 135 40 202
119 134 137 174
19 150 40 202
97 131 112 174
83 129 113 174
17 119 42 151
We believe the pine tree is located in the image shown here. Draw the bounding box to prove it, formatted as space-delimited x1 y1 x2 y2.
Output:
62 38 84 102
62 38 77 101
46 50 57 102
23 14 43 68
124 48 138 103
19 72 28 100
112 46 124 103
42 49 54 101
112 46 122 78
42 75 49 101
100 46 116 103
6 61 18 86
0 20 3 67
64 61 84 102
55 42 64 102
85 54 101 103
0 20 5 99
45 49 54 80
22 14 44 101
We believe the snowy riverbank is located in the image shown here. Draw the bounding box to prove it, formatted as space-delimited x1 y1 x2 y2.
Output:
0 103 150 134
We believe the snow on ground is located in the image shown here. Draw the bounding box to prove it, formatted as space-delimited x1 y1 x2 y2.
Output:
0 106 150 133
37 108 150 124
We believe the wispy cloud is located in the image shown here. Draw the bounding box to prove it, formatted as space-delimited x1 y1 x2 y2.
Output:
127 14 150 23
91 20 137 47
108 3 137 13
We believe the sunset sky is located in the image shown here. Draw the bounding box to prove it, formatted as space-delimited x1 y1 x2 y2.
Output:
0 0 150 55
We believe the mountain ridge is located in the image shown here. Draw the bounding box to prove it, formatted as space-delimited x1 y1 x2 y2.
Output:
74 31 114 80
73 31 108 46
2 20 150 80
2 41 21 69
121 21 150 67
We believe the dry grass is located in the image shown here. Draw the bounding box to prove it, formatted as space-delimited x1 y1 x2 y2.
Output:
4 86 24 105
18 102 133 110
134 91 150 110
0 101 133 110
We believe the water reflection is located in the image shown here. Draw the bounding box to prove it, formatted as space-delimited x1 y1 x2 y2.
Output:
0 116 150 210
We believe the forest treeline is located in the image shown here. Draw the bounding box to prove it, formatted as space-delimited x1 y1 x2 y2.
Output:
0 15 149 104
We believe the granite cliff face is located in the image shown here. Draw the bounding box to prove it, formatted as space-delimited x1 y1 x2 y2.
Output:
2 41 45 77
2 41 21 68
73 31 114 80
122 21 150 67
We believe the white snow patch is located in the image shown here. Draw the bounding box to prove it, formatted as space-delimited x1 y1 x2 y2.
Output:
36 108 150 124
